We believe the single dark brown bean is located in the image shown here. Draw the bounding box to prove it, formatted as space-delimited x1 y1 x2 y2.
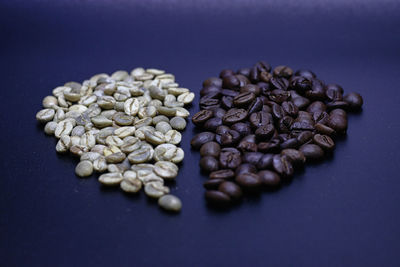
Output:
200 156 219 172
203 179 225 190
280 138 299 149
255 124 275 141
205 190 231 205
344 92 363 111
242 152 263 165
255 61 272 73
325 86 343 101
236 74 250 87
221 89 239 97
258 170 281 186
271 104 285 120
290 120 315 131
203 77 223 88
192 110 213 126
249 111 271 128
235 173 262 189
204 117 222 131
240 84 260 96
237 140 258 153
235 163 258 176
237 68 251 77
299 144 324 160
219 148 242 169
281 101 298 117
272 155 293 178
307 101 326 114
315 123 336 136
295 69 316 79
273 65 293 78
200 142 221 157
292 96 310 109
231 122 252 136
200 85 221 96
221 96 233 109
222 108 248 124
222 75 240 89
281 148 306 167
241 134 256 144
291 76 312 95
210 169 235 180
247 97 264 114
211 108 226 120
256 154 274 169
278 116 294 133
220 69 235 79
270 78 289 91
258 138 281 153
218 181 243 200
327 114 348 134
330 108 347 117
313 111 329 125
296 131 314 145
326 101 349 111
220 130 241 146
216 125 230 135
305 79 326 100
191 132 215 149
313 134 335 151
268 89 290 103
199 97 220 110
233 92 255 107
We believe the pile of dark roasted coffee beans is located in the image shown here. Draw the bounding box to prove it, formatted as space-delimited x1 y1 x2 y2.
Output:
191 61 363 207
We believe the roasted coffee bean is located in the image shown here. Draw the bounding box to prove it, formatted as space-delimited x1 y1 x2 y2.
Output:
313 134 335 151
271 104 285 120
200 85 221 96
237 140 258 153
291 76 312 95
270 78 289 91
233 92 255 107
221 96 234 109
258 138 281 153
273 65 293 78
292 96 310 110
344 92 363 111
204 179 225 190
306 79 326 100
236 74 250 87
222 75 240 89
295 69 316 79
203 77 223 87
278 116 293 133
231 122 251 136
247 97 263 114
240 85 260 96
315 123 335 136
205 190 231 206
326 86 343 101
307 101 326 114
299 144 324 160
218 181 243 200
258 170 280 186
255 124 275 140
281 149 305 167
216 125 230 135
191 132 215 149
220 130 241 146
242 152 263 165
235 173 262 189
199 97 220 110
328 114 348 134
256 154 274 169
204 117 223 131
200 142 221 157
249 111 271 128
241 134 257 144
192 110 213 126
220 69 235 79
221 89 239 97
272 155 293 178
296 131 314 145
210 169 235 180
290 120 314 131
326 101 349 111
268 89 290 103
235 163 258 176
222 108 247 124
280 138 299 149
255 61 272 73
219 148 242 169
212 108 226 119
200 156 219 172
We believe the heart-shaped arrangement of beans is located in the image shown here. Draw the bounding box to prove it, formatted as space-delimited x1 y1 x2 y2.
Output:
191 62 363 207
35 68 195 213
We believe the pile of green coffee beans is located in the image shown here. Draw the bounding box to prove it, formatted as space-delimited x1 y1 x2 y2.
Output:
36 68 195 212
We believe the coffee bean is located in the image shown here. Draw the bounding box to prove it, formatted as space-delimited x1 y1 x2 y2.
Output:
281 149 305 166
222 108 248 124
255 124 275 141
256 154 274 169
233 92 255 107
204 179 225 190
200 156 219 172
344 92 363 111
200 142 221 158
219 148 242 169
192 110 213 126
216 125 230 135
313 134 335 151
272 155 293 178
235 163 258 176
210 169 235 180
220 69 235 79
237 140 258 153
220 130 241 146
212 108 226 119
299 144 324 160
235 173 262 189
258 138 281 153
191 132 215 149
204 117 223 131
222 75 240 89
249 111 271 128
218 181 243 200
205 190 231 206
242 152 263 165
231 122 252 136
295 69 316 79
315 123 335 136
221 96 233 109
203 77 223 87
158 194 182 212
328 114 348 134
258 170 280 186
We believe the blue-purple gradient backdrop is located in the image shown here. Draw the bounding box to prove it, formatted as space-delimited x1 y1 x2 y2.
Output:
1 1 400 266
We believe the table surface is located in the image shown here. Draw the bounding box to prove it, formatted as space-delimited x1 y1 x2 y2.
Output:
1 1 400 266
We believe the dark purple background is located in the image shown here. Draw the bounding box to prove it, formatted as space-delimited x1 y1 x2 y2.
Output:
1 1 400 266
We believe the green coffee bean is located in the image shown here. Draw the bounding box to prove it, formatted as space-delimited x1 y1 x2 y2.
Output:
75 160 93 177
170 117 186 130
158 194 182 212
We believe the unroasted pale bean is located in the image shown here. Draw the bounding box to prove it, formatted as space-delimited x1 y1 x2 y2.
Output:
177 92 195 104
157 106 176 116
152 115 169 125
91 115 113 128
128 145 154 163
168 87 189 96
121 137 141 153
155 121 172 134
97 96 115 109
56 135 71 153
175 107 190 118
144 131 165 145
105 152 126 163
103 145 121 156
99 172 123 185
124 98 140 116
144 182 170 198
170 117 186 130
93 157 108 172
114 126 135 138
42 96 58 108
120 177 142 193
153 144 184 163
154 161 178 179
158 194 182 212
105 135 124 147
70 145 89 156
80 152 101 162
80 133 96 148
36 109 55 123
55 120 73 138
44 121 58 135
70 136 81 146
53 109 65 124
164 130 181 145
75 160 93 177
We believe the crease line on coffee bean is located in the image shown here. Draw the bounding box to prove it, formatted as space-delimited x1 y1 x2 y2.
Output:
191 62 363 207
36 68 195 213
